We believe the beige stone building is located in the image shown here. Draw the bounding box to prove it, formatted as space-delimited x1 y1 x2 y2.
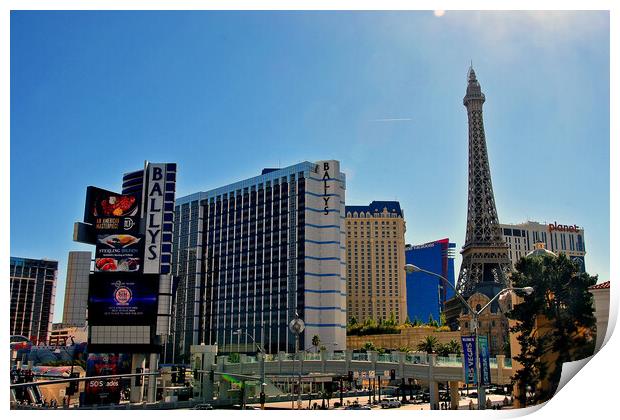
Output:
457 291 512 357
347 326 461 350
345 201 407 324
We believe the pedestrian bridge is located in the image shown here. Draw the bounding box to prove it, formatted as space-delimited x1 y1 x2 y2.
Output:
216 350 513 386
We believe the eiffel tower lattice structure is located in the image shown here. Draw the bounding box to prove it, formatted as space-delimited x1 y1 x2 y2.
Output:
456 67 513 298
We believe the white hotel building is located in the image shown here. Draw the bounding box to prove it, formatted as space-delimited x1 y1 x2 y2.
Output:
168 160 346 360
500 220 586 271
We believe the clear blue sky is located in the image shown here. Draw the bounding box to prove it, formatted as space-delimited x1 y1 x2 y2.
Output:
10 11 609 322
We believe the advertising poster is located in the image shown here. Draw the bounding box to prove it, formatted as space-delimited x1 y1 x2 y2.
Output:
84 186 140 233
88 273 158 326
84 353 131 405
95 234 143 272
461 335 477 385
478 335 492 386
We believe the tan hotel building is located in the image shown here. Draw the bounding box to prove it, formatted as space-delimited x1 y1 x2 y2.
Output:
500 220 586 271
345 201 407 324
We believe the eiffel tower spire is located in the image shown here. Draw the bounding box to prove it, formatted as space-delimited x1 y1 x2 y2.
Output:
457 67 512 297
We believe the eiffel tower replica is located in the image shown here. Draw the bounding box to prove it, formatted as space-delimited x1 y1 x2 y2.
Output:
445 66 513 329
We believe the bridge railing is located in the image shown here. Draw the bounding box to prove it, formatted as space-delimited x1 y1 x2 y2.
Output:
436 356 462 367
328 352 346 361
351 352 368 361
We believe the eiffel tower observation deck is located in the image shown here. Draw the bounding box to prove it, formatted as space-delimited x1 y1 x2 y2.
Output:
456 67 513 299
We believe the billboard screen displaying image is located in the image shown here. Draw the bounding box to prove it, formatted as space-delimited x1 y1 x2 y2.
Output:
95 234 143 272
84 353 131 405
84 186 140 233
88 273 159 325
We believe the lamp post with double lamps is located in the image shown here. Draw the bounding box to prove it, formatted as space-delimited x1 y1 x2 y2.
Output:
404 264 533 410
232 323 266 409
289 312 305 410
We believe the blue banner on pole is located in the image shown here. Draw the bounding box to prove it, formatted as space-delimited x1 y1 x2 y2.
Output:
461 335 477 385
478 335 491 386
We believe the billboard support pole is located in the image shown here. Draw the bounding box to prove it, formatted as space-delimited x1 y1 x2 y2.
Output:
147 353 158 403
130 353 146 403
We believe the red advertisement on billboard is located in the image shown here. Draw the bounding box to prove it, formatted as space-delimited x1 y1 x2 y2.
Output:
84 186 141 233
84 353 131 405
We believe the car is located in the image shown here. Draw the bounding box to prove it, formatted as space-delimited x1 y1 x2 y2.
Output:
190 404 213 410
380 398 401 409
346 402 372 410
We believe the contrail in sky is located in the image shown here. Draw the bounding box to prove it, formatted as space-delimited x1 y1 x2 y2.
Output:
370 118 413 122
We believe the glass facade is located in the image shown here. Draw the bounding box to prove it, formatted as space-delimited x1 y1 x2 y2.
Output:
10 257 58 343
167 161 346 362
404 239 456 323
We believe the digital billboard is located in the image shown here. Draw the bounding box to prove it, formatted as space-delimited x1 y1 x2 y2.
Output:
88 273 159 326
84 186 141 233
95 234 143 272
84 353 131 405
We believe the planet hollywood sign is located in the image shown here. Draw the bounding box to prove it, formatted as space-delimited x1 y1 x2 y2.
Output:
548 222 581 233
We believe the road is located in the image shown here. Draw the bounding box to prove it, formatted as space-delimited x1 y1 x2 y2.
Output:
246 393 510 410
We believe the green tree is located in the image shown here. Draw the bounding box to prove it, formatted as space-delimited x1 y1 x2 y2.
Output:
363 317 377 328
427 314 439 328
412 317 422 327
507 253 597 406
348 315 358 327
404 315 412 326
387 311 397 327
439 312 447 327
312 335 321 352
437 339 462 357
416 335 439 353
361 341 377 352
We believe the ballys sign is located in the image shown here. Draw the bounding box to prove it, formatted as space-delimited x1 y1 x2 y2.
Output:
314 160 340 216
548 222 581 233
321 162 331 215
143 164 166 274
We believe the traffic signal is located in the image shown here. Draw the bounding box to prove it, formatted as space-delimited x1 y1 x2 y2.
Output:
209 370 215 382
171 366 178 383
135 367 143 386
325 382 333 393
347 371 354 382
66 372 80 395
390 369 396 381
179 367 186 383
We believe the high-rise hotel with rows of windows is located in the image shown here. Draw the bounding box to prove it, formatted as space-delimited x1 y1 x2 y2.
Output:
167 161 346 361
344 202 407 325
499 220 587 271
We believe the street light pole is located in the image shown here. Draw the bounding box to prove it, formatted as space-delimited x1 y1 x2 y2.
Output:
404 264 533 410
233 324 267 409
289 313 305 410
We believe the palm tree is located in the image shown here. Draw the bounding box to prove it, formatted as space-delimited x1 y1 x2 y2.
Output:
445 339 462 356
312 335 321 352
417 335 439 353
362 341 377 352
